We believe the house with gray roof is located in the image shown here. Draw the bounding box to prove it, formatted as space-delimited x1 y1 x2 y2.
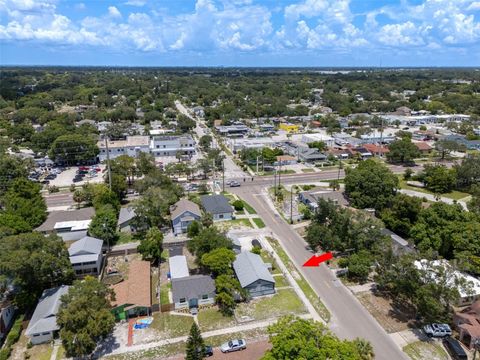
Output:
35 207 95 242
200 195 233 221
233 252 275 298
298 188 348 212
25 285 70 345
171 275 215 310
68 236 104 277
117 207 136 233
170 199 201 235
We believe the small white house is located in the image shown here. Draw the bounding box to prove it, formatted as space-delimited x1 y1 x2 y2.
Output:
200 195 234 221
68 236 104 277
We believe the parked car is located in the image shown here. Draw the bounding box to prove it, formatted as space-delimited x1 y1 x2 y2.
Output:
423 323 452 337
443 337 468 360
229 180 240 187
220 339 246 353
204 345 213 357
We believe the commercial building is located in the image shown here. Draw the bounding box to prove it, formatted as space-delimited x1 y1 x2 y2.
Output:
151 135 196 157
97 136 150 162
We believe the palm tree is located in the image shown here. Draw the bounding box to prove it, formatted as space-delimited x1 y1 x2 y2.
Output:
353 338 374 360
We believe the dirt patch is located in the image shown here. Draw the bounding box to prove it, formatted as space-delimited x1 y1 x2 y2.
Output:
356 290 417 333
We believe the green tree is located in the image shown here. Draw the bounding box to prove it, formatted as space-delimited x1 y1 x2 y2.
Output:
199 135 212 151
188 227 233 260
380 194 422 237
58 277 115 358
467 184 480 215
231 200 244 211
49 134 99 165
0 154 32 194
344 159 399 210
435 140 461 160
0 233 74 308
88 205 118 248
187 220 202 238
138 227 164 264
110 155 137 184
262 315 365 360
353 338 375 360
338 250 373 283
185 322 205 360
386 137 420 164
214 274 243 315
135 152 156 176
420 164 457 193
201 248 236 276
454 154 480 188
308 141 327 151
73 189 86 209
110 173 128 201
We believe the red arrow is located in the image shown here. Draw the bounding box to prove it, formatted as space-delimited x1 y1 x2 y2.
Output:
303 252 333 267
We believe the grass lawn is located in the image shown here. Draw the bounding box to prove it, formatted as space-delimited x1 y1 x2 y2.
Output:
398 178 470 200
261 169 296 176
274 275 290 288
197 307 236 331
267 237 331 322
217 219 252 230
151 268 159 305
241 200 257 214
27 343 53 360
301 168 315 173
150 313 194 339
403 341 449 360
252 218 266 228
222 193 236 201
260 251 282 275
56 346 66 360
235 289 306 321
116 232 139 245
160 283 170 305
105 342 186 360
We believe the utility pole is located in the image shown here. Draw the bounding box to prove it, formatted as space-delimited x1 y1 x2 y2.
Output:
104 137 112 190
212 158 216 192
222 158 225 192
274 165 277 197
278 162 282 188
337 159 342 181
256 156 260 174
290 186 293 224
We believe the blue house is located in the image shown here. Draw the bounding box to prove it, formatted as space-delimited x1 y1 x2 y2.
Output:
170 199 201 235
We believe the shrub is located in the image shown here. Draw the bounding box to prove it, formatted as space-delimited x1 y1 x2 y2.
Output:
251 246 262 255
0 348 11 360
69 183 76 192
48 185 59 193
232 200 244 211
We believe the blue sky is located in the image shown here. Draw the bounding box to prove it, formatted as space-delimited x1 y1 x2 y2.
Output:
0 0 479 66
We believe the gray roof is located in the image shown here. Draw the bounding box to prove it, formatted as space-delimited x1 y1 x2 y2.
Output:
200 195 233 215
68 236 103 264
233 252 274 288
171 275 215 303
301 188 349 207
168 255 189 279
170 199 201 220
35 207 95 232
25 285 69 336
118 207 136 226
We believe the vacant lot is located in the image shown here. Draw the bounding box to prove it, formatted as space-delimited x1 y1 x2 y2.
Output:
403 341 449 360
198 307 236 331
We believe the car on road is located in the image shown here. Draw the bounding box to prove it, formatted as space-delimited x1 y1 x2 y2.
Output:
423 323 452 337
443 337 467 360
229 180 240 187
220 339 246 353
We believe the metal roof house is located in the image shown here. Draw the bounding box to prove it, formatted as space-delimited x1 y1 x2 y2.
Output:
168 255 189 280
68 236 104 277
170 199 201 235
200 195 233 221
25 285 70 345
171 275 215 310
117 207 136 233
233 252 275 298
35 207 95 242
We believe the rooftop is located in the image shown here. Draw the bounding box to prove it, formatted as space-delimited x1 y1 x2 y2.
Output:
170 199 201 220
111 260 151 309
201 194 233 215
233 251 274 288
168 255 189 279
36 207 95 232
171 275 215 303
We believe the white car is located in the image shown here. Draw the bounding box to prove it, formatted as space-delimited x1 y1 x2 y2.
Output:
220 339 247 353
423 323 452 338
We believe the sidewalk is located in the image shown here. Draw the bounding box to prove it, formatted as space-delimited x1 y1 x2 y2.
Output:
399 189 468 210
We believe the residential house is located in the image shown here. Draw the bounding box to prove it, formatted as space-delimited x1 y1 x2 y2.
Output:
362 144 390 157
151 135 196 157
171 275 216 310
381 229 415 256
414 259 480 306
414 142 433 154
168 255 190 280
25 285 70 345
233 251 275 298
279 123 299 133
275 155 297 166
111 260 151 320
359 131 396 144
68 236 104 277
97 136 150 162
201 195 234 221
170 199 201 235
0 301 15 345
454 300 480 349
117 207 136 233
299 188 349 211
298 148 327 163
35 207 95 242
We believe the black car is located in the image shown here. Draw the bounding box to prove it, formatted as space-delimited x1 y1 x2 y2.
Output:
72 177 83 182
205 345 213 357
443 337 467 360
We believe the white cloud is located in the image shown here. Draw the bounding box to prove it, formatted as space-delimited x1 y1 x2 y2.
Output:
377 21 425 46
124 0 146 6
108 6 121 18
467 2 480 11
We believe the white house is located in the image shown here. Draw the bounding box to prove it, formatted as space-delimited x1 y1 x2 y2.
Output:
25 286 70 345
171 275 216 310
150 135 196 157
68 236 104 277
97 136 150 162
200 195 234 221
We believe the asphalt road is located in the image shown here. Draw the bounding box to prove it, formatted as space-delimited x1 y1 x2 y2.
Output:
231 184 409 360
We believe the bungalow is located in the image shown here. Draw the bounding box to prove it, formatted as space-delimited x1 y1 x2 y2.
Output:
68 236 104 277
298 148 327 163
172 275 216 310
35 207 95 242
380 229 415 256
25 285 70 345
298 188 348 211
414 142 433 154
111 260 151 321
454 300 480 349
170 199 202 235
362 144 389 157
117 207 136 233
201 195 233 221
233 251 275 298
275 155 297 166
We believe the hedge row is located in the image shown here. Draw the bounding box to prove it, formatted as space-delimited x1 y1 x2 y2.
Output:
0 315 24 360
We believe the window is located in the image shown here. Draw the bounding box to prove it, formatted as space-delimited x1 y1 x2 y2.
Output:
156 145 159 148
202 294 209 300
219 214 224 219
179 298 186 303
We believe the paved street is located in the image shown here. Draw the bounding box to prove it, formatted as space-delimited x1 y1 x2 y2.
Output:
168 340 271 360
231 184 409 360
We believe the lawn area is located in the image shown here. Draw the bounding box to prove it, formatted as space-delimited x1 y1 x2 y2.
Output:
150 313 194 339
403 341 449 360
398 178 470 200
261 169 296 176
56 346 65 360
267 237 331 322
274 275 290 288
235 289 306 321
116 232 139 245
105 342 186 360
160 283 170 305
25 343 53 360
217 218 253 230
301 168 315 173
252 217 265 228
260 251 282 275
197 307 236 331
241 200 257 214
222 192 236 201
151 268 159 305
